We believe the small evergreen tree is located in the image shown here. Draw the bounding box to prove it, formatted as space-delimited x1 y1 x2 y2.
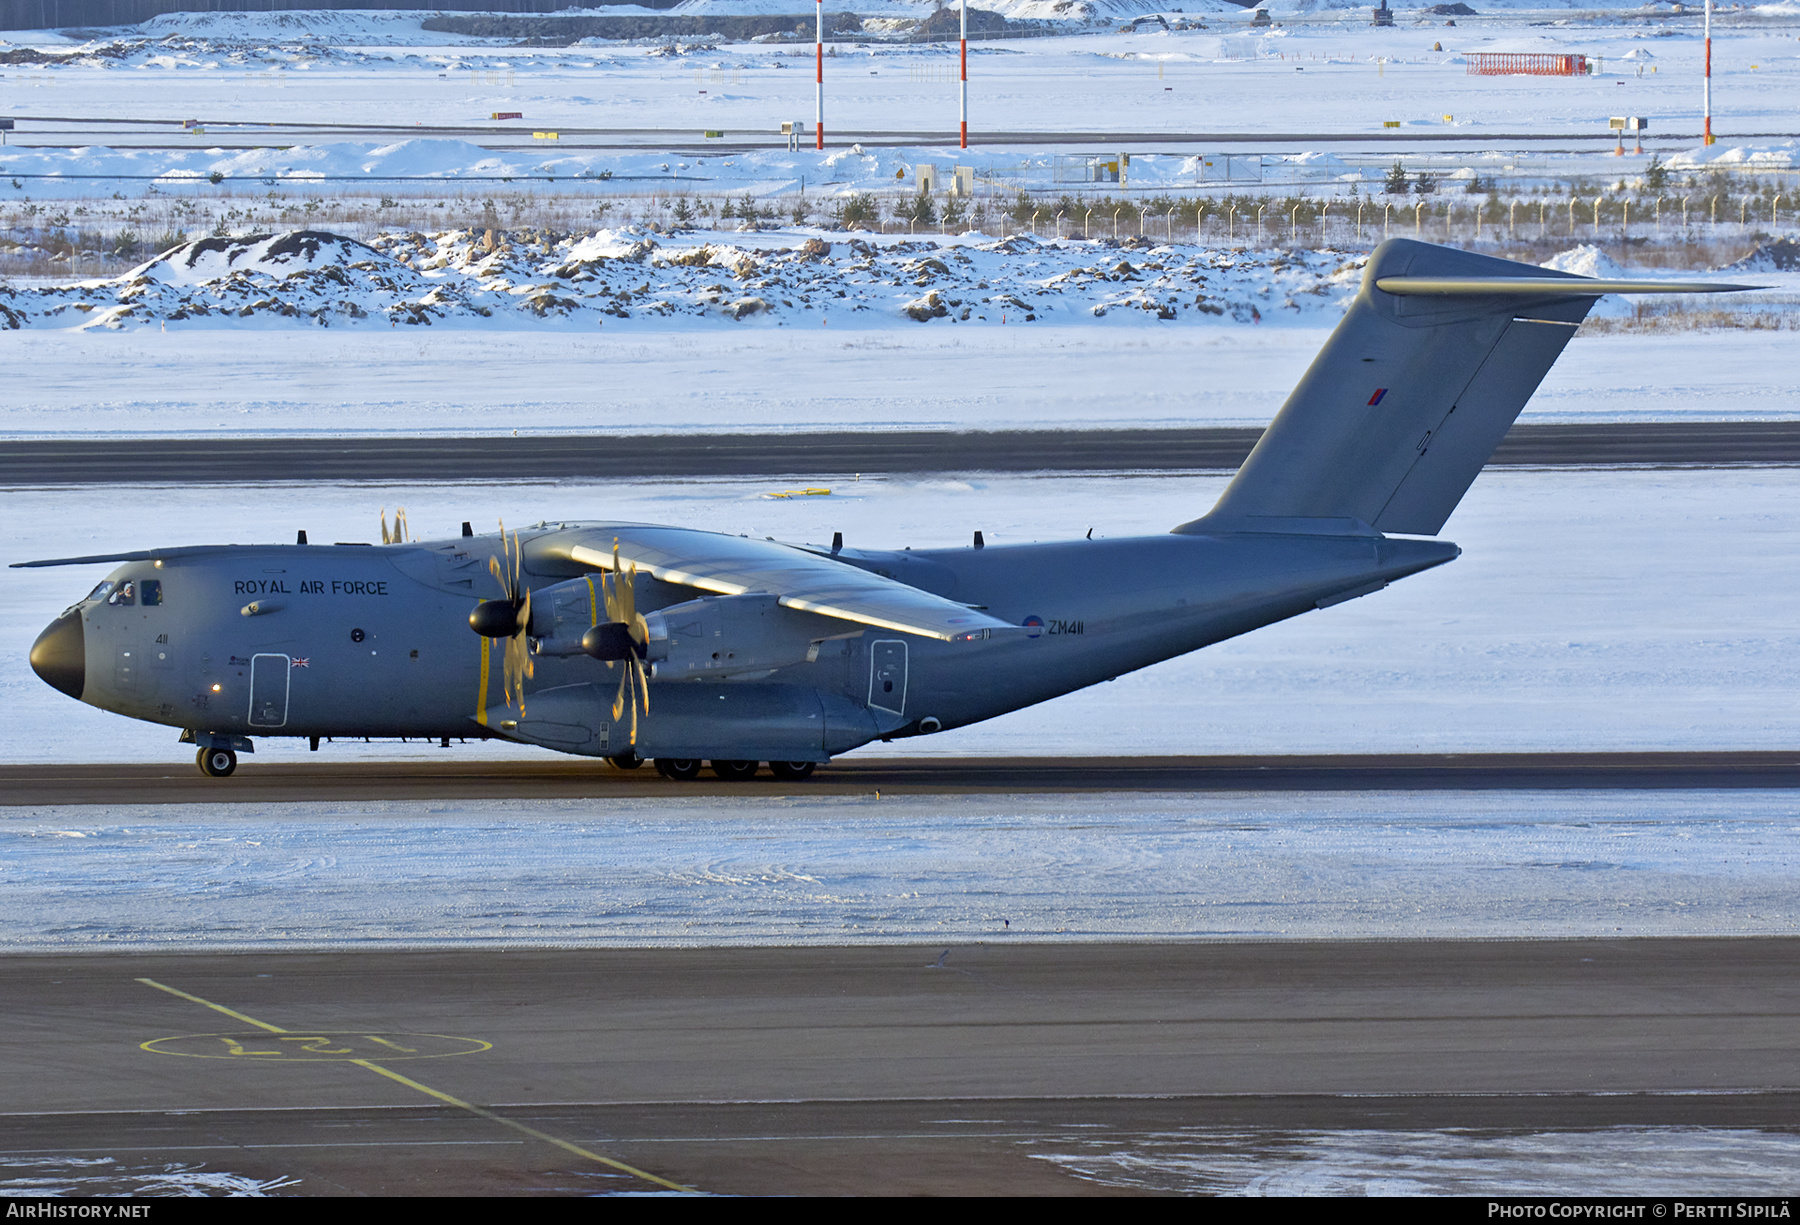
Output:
896 186 938 226
831 192 879 228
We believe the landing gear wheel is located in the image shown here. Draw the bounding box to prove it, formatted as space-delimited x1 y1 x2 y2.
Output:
196 746 238 778
769 761 817 781
654 758 702 781
606 751 644 770
710 759 759 781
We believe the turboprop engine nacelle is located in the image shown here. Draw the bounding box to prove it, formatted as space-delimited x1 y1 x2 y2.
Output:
644 593 816 680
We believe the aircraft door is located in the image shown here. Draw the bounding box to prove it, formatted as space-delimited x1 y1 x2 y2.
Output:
248 653 291 727
868 640 908 716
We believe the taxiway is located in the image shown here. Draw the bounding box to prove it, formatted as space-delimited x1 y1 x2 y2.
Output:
5 940 1797 1195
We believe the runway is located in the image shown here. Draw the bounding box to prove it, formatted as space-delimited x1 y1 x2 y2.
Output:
7 751 1800 805
4 941 1797 1195
8 421 1800 486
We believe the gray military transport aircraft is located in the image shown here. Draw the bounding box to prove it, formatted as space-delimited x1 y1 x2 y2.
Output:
19 240 1753 779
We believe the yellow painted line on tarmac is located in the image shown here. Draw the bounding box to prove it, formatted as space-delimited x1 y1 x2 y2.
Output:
348 1059 689 1191
137 978 288 1033
135 977 691 1194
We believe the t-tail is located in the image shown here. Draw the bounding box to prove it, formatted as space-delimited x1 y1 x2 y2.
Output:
1190 239 1757 537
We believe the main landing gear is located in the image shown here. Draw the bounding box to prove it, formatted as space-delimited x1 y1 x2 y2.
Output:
196 746 238 778
650 759 818 782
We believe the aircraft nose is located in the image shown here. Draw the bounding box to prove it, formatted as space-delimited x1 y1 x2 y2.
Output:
29 608 85 701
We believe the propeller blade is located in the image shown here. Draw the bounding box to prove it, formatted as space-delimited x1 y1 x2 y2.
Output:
598 540 651 745
503 589 534 713
479 522 533 713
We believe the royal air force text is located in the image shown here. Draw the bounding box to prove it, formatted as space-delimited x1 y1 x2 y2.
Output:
233 579 389 597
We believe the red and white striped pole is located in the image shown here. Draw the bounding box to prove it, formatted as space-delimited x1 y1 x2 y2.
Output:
815 0 824 150
959 0 968 149
1703 0 1714 145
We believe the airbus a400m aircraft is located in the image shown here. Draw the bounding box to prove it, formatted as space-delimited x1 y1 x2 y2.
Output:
20 241 1750 779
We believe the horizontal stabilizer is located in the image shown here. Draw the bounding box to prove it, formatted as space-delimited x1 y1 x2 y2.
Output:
1194 240 1756 538
1377 275 1762 296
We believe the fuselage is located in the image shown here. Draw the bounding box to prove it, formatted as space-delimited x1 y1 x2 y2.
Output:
30 522 1457 761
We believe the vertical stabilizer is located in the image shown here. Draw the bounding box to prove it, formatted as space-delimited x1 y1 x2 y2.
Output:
1195 240 1597 536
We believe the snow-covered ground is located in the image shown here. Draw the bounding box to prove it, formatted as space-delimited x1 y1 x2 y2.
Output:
4 789 1797 948
1034 1126 1800 1196
10 467 1800 764
0 310 1795 436
0 8 1794 194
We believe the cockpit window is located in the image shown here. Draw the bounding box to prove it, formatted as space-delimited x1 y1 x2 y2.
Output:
85 581 115 603
108 582 136 606
140 580 163 606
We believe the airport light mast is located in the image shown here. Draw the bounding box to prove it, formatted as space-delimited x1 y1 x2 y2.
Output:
1703 0 1714 145
816 0 825 149
959 0 968 149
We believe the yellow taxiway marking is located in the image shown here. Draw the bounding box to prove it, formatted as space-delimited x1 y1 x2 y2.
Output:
141 1030 492 1061
137 977 285 1032
135 977 691 1193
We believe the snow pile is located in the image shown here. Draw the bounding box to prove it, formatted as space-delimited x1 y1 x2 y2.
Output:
0 226 1365 331
1253 0 1600 11
1540 244 1630 279
1541 244 1631 317
132 9 461 44
128 230 388 288
1726 239 1800 274
1668 141 1800 171
0 33 420 71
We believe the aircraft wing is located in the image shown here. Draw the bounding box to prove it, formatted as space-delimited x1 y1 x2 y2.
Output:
536 524 1019 642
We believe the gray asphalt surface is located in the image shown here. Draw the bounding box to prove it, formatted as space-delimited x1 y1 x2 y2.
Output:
4 941 1796 1195
8 421 1800 485
7 751 1800 804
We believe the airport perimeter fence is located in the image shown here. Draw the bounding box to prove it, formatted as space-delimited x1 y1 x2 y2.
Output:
865 193 1798 256
3 178 1797 280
